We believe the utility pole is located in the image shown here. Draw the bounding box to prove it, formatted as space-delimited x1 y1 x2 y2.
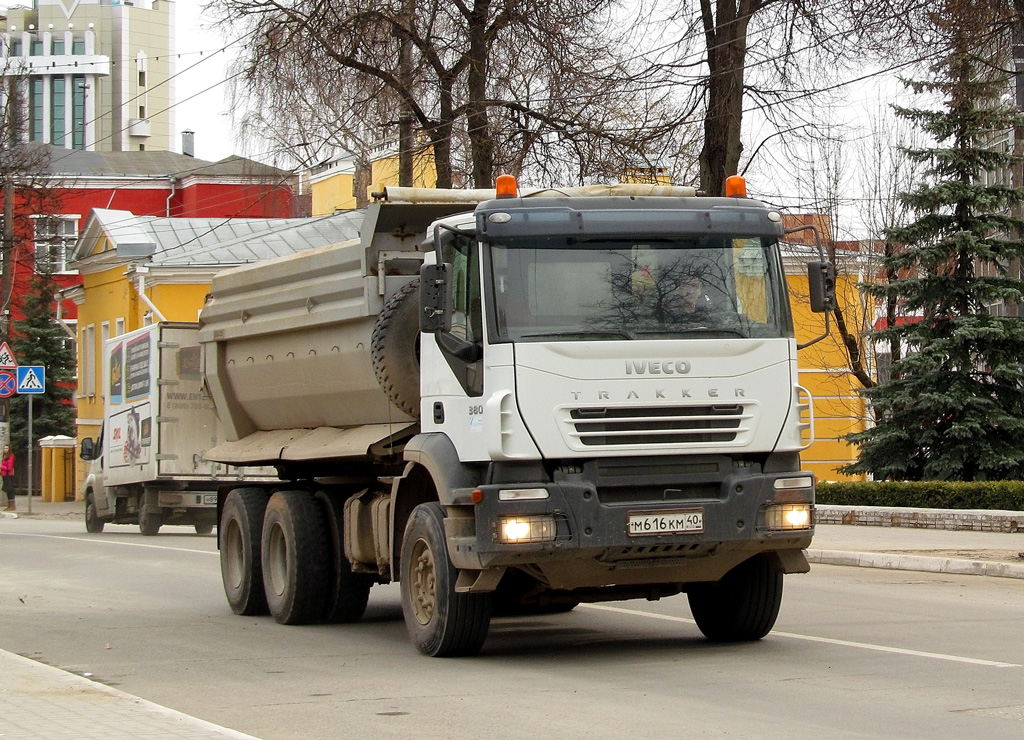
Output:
0 71 17 449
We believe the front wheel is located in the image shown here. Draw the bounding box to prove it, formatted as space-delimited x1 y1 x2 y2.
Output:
85 492 104 534
687 554 783 642
400 502 492 657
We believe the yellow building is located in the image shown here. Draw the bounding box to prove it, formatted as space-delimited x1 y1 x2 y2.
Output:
308 143 440 216
66 208 363 492
782 218 872 481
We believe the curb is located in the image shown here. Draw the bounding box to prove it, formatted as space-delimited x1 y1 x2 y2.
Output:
816 505 1024 533
808 548 1024 580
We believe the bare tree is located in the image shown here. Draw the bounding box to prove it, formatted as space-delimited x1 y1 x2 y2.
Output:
212 0 693 189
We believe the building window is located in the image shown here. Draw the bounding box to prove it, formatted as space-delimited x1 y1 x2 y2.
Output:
139 144 145 151
34 215 78 273
29 78 43 141
115 318 125 337
138 70 146 87
72 38 85 55
138 105 145 118
72 76 85 149
81 324 96 398
52 38 65 55
30 37 43 56
51 77 66 146
10 39 22 56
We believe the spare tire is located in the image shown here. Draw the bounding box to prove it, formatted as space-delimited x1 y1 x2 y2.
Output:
371 279 421 419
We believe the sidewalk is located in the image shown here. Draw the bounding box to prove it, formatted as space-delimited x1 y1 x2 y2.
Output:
2 496 1023 739
0 650 259 740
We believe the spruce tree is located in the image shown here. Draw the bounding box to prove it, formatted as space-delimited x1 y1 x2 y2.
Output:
9 266 76 453
844 2 1024 481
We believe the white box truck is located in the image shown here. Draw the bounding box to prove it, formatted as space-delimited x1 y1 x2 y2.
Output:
79 322 268 535
201 178 834 655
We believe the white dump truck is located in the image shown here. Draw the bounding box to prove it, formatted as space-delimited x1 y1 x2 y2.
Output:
79 323 266 535
201 177 834 656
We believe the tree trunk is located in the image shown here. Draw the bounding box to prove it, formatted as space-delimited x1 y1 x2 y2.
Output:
698 0 757 195
466 0 495 187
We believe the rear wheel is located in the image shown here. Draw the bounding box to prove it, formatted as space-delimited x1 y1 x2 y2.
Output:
138 491 162 536
220 488 271 616
400 502 492 657
85 492 104 534
261 491 331 625
687 554 783 642
321 494 374 624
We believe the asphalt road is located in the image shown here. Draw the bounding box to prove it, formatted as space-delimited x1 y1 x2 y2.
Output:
1 518 1022 740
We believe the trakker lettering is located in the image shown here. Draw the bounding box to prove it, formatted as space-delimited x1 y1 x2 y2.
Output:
625 360 691 375
570 388 746 401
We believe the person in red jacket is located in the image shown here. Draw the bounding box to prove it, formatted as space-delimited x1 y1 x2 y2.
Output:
2 445 14 510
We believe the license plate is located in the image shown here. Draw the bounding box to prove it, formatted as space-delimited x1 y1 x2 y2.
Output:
202 494 218 506
628 509 704 536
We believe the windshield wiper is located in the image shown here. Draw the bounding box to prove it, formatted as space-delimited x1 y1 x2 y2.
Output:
519 329 635 340
632 326 748 338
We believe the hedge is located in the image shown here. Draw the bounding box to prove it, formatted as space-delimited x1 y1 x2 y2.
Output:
816 481 1024 511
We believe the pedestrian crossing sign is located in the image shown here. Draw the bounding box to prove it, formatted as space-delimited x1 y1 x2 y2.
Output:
16 366 45 394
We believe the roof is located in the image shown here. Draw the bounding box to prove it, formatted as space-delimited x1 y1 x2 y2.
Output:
72 209 365 268
40 146 291 179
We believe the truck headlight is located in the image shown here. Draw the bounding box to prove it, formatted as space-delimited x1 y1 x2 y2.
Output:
764 503 812 531
498 515 556 543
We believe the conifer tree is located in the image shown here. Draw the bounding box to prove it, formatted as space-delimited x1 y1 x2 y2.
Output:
9 266 76 454
844 1 1024 481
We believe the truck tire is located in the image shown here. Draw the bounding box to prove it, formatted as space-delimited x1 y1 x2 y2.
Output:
371 279 421 419
138 491 162 536
261 491 332 625
400 502 493 657
321 494 374 624
85 492 104 534
195 523 214 535
220 488 271 616
687 554 783 642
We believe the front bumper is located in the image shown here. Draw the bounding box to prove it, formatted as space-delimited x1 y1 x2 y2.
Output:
443 467 814 588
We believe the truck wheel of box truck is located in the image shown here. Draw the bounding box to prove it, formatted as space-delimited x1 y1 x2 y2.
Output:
400 502 493 657
319 493 374 624
85 492 105 534
220 488 271 616
138 490 162 536
686 554 783 642
371 279 422 419
261 491 333 625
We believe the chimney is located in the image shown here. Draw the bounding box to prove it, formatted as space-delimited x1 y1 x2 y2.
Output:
182 130 195 158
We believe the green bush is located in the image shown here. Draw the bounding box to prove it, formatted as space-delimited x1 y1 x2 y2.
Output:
817 481 1024 511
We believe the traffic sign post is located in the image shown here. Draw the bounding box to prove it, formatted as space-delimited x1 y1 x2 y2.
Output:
16 365 44 515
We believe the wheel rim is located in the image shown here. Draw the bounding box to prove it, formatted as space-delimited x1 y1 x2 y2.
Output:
267 521 288 597
224 517 243 590
409 536 436 626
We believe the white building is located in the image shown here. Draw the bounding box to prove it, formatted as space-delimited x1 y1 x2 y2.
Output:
1 0 174 152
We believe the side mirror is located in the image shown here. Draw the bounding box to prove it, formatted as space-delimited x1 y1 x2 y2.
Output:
80 437 96 461
420 263 453 333
807 261 836 313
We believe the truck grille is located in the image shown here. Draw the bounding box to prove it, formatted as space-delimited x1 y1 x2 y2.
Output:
565 404 752 448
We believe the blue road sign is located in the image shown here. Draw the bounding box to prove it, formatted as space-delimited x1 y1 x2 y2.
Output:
17 366 45 394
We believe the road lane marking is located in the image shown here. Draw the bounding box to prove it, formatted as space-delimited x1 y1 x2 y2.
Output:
0 531 216 555
580 603 1021 668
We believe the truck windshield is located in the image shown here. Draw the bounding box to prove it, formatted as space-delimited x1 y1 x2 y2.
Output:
487 235 791 341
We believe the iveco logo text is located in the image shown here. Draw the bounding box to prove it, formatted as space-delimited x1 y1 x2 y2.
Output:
625 360 691 375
